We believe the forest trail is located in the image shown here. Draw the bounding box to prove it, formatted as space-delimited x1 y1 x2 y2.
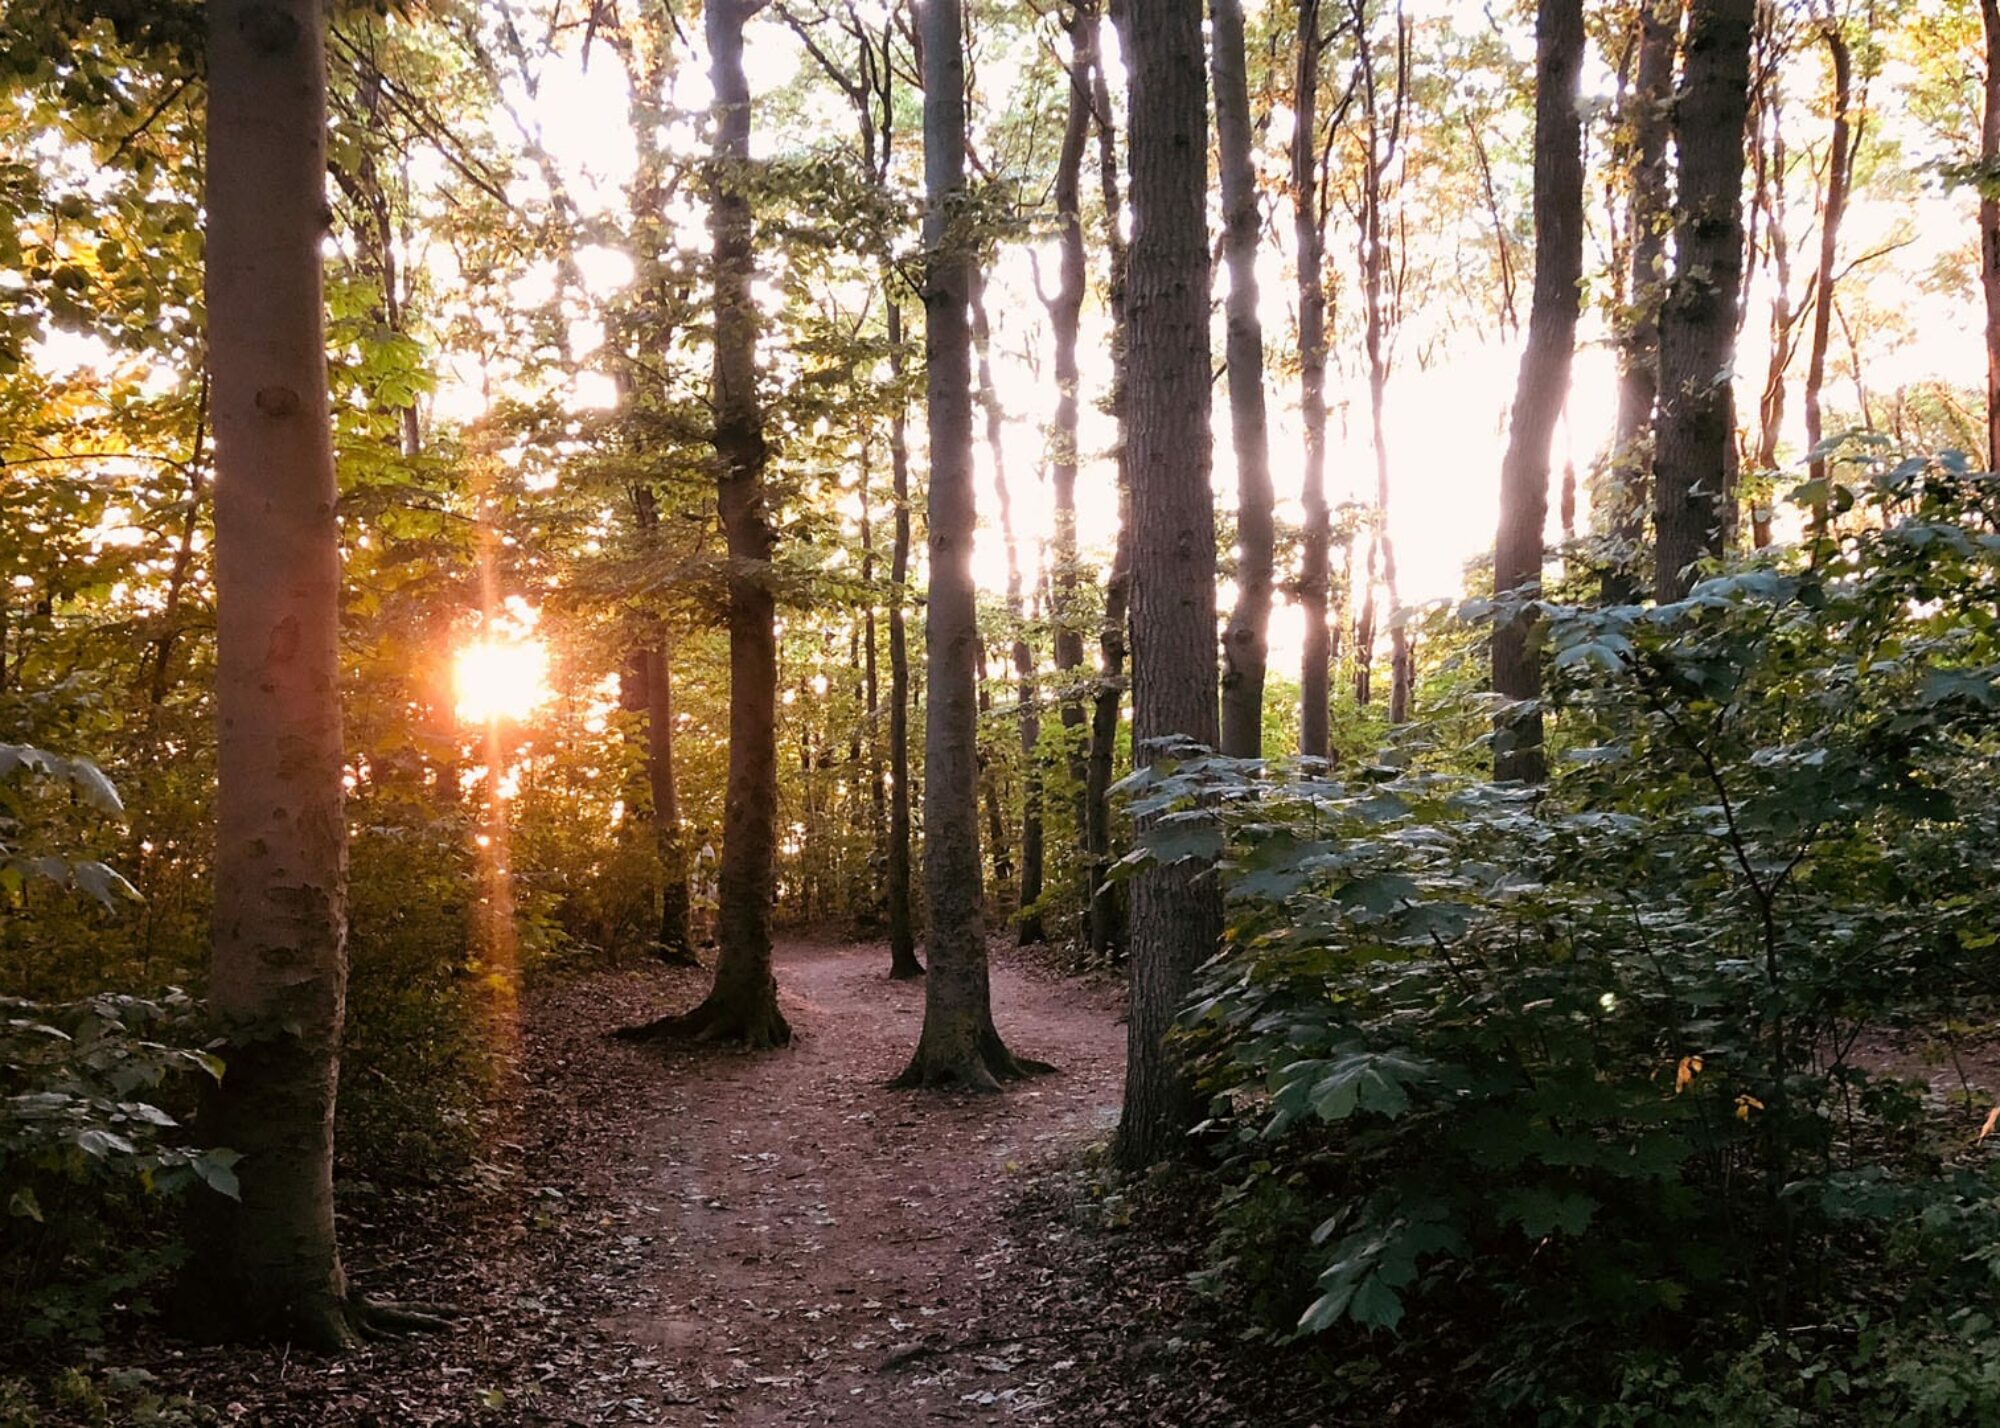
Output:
564 938 1127 1425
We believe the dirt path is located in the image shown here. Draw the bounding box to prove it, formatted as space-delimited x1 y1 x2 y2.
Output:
568 938 1126 1424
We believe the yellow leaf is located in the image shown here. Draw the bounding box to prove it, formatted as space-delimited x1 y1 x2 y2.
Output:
1735 1095 1764 1121
1978 1106 2000 1143
1675 1056 1703 1094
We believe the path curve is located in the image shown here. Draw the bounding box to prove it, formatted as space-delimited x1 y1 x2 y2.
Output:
588 937 1126 1424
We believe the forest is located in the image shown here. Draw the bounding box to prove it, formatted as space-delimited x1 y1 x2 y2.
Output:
5 0 2000 1421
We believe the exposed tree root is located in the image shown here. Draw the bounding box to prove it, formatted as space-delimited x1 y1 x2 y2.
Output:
180 1291 453 1353
891 1024 1055 1091
888 957 926 982
614 990 791 1049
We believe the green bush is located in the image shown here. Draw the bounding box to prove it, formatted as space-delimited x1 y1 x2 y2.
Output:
1158 450 2000 1419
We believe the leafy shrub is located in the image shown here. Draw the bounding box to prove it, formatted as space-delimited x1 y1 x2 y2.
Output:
1160 451 2000 1419
1 990 233 1341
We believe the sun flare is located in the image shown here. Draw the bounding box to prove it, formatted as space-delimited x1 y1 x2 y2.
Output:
454 637 552 725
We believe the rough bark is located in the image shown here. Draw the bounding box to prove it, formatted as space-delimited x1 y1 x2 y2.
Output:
1802 17 1854 529
897 0 1041 1089
1212 0 1274 760
1985 0 2000 472
621 0 788 1048
1294 0 1335 759
1114 0 1224 1170
1603 0 1677 602
1086 10 1131 964
1491 0 1585 785
182 0 384 1349
1652 0 1754 602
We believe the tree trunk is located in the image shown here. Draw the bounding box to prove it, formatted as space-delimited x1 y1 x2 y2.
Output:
1114 0 1224 1169
1294 0 1334 759
897 0 1040 1089
886 300 923 979
1802 18 1854 529
621 0 788 1047
1046 0 1094 937
1603 1 1677 601
1212 0 1274 760
970 275 1045 943
1652 0 1754 602
1748 45 1795 553
1491 0 1585 785
1984 0 2000 472
1087 22 1131 963
643 644 695 962
184 0 358 1348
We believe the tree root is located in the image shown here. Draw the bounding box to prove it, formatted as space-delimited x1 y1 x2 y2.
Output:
614 990 791 1049
890 1026 1055 1091
651 941 705 969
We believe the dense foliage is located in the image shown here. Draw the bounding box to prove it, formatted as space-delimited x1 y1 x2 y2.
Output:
1157 451 2000 1420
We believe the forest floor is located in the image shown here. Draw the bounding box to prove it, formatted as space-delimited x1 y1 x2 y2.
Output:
112 938 1335 1427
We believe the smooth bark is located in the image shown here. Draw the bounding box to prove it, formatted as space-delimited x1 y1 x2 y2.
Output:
1212 0 1274 759
620 0 788 1047
1802 18 1854 528
185 0 370 1348
1294 0 1335 758
1114 0 1224 1169
1985 0 2000 472
1086 20 1131 963
1491 0 1585 784
897 0 1040 1089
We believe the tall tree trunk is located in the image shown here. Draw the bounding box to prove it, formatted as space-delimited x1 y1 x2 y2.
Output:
622 0 788 1047
1294 0 1335 759
1748 58 1794 553
886 300 923 979
861 458 887 929
1604 1 1678 602
629 484 697 965
897 0 1040 1089
1114 0 1223 1169
1086 23 1131 963
1212 0 1274 759
185 0 359 1348
1984 0 2000 472
970 276 1044 943
1652 0 1754 602
1046 0 1094 936
1492 0 1585 785
1802 18 1854 530
643 644 694 961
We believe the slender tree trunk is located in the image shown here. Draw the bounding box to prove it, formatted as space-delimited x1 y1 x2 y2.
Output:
1802 18 1854 528
1653 0 1754 602
1492 0 1585 785
643 644 695 961
1046 0 1094 936
1984 0 2000 472
970 276 1045 943
975 639 1013 899
1087 10 1131 963
185 0 358 1348
1604 0 1677 601
886 300 923 979
1294 0 1334 759
622 0 787 1047
897 0 1040 1089
1212 0 1274 759
1114 0 1223 1169
861 460 887 929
